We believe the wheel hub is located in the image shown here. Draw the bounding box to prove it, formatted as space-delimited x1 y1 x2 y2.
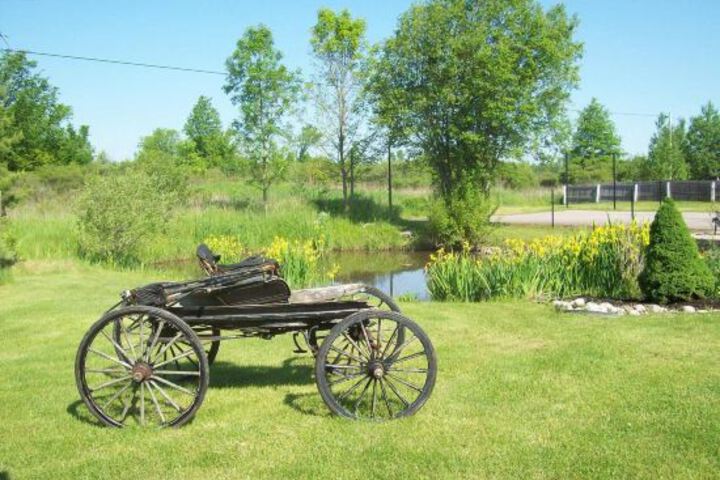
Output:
131 362 153 383
368 362 385 379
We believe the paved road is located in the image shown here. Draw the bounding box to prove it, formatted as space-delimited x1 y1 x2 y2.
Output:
492 210 718 232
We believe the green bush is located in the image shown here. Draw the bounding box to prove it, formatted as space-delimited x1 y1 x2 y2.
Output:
76 170 181 266
427 189 497 247
0 218 17 283
639 199 714 303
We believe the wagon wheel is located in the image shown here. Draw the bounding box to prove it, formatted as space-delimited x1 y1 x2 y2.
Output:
114 321 220 367
307 286 402 354
76 306 209 428
315 310 436 420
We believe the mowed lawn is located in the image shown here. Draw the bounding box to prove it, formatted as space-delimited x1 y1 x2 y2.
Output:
1 262 720 479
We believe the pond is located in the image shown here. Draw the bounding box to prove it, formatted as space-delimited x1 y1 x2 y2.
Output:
326 251 430 301
153 250 432 301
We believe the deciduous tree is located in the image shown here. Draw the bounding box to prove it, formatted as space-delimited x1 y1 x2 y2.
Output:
685 102 720 179
368 0 582 244
646 113 687 180
224 26 300 204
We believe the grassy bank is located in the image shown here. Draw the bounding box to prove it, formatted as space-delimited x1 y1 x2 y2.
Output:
1 261 719 478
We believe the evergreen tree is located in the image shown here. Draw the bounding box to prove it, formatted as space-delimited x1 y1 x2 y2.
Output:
570 98 621 182
646 113 687 180
685 102 720 179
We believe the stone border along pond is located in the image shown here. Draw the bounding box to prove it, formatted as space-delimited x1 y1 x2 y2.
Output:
553 298 711 315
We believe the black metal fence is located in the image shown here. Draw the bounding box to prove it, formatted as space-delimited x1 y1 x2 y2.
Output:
565 180 717 204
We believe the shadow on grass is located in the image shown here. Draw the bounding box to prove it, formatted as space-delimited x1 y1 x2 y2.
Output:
312 195 402 224
283 392 331 418
66 399 105 428
209 357 314 389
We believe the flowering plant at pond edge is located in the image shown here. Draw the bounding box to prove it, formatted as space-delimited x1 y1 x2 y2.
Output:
426 222 651 302
202 234 338 289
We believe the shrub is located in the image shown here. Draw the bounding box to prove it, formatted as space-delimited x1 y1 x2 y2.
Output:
427 222 649 301
639 199 714 303
76 170 179 265
427 190 497 248
703 247 720 298
0 218 17 283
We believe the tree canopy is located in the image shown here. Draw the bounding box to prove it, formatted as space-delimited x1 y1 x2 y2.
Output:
0 51 92 171
368 0 582 243
224 25 300 203
646 113 687 180
685 102 720 179
311 8 368 208
183 96 234 169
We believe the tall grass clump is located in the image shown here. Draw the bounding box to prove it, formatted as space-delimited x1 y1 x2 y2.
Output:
0 218 17 283
427 222 650 301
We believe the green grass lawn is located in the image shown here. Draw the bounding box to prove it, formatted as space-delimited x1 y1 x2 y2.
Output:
2 261 720 478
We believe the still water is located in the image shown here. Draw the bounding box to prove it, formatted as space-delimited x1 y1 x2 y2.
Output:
328 251 430 300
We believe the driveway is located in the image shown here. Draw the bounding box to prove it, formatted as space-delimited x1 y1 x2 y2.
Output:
492 210 718 232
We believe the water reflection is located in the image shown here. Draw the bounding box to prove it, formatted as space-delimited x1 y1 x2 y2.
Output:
327 251 430 300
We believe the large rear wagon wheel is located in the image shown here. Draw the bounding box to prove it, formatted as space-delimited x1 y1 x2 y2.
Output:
76 306 209 428
315 310 436 420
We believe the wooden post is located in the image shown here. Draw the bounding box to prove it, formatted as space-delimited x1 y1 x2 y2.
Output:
387 141 393 216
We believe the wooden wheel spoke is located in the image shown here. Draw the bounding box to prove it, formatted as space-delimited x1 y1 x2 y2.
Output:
153 370 201 376
387 350 425 367
145 320 165 362
153 348 197 369
100 380 133 411
371 379 378 417
386 335 418 361
340 332 370 361
383 376 411 407
146 382 166 424
337 375 369 401
118 318 138 361
152 332 183 363
387 367 427 374
328 372 366 386
151 375 196 396
88 347 132 369
90 375 132 392
328 345 365 365
352 377 374 414
140 382 146 426
149 380 183 412
385 373 423 393
101 329 133 364
325 364 364 371
379 377 393 417
358 322 374 359
380 326 399 359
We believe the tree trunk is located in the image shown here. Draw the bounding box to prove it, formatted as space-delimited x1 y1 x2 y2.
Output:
340 167 348 211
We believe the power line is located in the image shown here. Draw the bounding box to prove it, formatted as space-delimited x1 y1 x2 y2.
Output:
0 47 669 119
2 48 226 76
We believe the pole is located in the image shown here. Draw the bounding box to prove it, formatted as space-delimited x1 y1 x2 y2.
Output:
551 189 555 228
631 190 635 221
387 140 393 216
612 152 617 210
564 151 569 208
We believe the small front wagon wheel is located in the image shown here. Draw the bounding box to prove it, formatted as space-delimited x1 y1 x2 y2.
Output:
315 310 436 420
75 306 209 428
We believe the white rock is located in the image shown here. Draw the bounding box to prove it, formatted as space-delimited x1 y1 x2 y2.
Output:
628 309 641 316
681 305 696 313
647 304 666 313
634 304 646 313
586 303 606 314
571 298 586 308
553 300 573 311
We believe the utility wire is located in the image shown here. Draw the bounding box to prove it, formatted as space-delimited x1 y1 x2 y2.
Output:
0 47 666 118
2 48 226 76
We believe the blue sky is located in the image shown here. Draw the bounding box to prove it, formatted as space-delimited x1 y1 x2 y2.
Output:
2 0 719 160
